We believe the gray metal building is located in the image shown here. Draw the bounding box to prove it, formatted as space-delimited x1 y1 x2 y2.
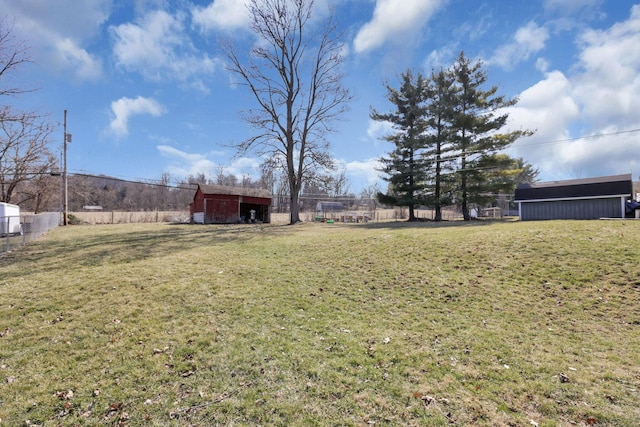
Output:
515 174 633 220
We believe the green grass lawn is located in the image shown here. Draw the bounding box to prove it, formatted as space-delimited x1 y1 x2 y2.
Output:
0 220 639 426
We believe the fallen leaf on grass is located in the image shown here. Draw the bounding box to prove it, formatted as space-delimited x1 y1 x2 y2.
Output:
413 392 436 404
110 402 122 410
55 390 74 400
420 395 435 405
105 403 127 422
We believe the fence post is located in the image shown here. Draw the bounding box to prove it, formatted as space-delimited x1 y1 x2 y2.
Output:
4 217 9 252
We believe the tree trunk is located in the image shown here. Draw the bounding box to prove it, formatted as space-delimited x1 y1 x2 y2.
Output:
461 166 470 221
408 205 417 221
435 145 442 222
460 128 470 221
461 186 469 220
289 175 301 224
290 192 300 224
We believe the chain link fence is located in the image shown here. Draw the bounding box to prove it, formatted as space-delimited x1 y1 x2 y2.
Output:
1 212 60 254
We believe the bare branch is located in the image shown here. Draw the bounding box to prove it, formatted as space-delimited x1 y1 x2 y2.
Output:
0 18 34 98
221 0 350 223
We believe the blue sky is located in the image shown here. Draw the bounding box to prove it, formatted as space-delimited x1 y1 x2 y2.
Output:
2 0 640 193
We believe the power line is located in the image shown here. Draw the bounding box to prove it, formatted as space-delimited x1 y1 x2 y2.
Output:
378 127 640 165
512 127 640 148
69 172 196 191
50 128 640 197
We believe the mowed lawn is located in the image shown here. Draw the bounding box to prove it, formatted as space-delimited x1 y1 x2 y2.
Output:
0 220 639 426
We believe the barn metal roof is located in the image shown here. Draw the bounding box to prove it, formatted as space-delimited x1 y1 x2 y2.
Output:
515 174 632 202
197 184 271 199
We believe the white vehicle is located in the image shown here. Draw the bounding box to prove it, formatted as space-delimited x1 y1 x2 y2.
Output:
0 202 23 237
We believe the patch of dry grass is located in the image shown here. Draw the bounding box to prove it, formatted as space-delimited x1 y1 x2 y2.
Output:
0 220 639 426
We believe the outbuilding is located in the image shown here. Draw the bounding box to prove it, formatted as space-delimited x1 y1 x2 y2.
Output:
515 174 633 220
190 184 271 224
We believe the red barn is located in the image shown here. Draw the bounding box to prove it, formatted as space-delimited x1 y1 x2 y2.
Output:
190 184 271 224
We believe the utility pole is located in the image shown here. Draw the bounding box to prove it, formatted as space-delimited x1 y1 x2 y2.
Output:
63 110 70 225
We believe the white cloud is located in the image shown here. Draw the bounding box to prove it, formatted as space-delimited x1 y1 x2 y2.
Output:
543 0 601 15
55 38 103 81
505 70 579 174
344 158 384 190
191 0 251 31
109 96 166 137
423 45 458 70
535 57 550 73
505 5 640 181
572 5 640 129
157 145 262 182
191 0 343 33
110 10 220 87
366 119 394 142
554 129 640 179
224 157 262 181
353 0 446 54
2 0 109 81
157 145 217 177
491 21 550 69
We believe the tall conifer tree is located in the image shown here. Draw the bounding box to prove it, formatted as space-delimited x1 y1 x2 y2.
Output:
450 52 533 220
424 68 456 221
371 70 429 221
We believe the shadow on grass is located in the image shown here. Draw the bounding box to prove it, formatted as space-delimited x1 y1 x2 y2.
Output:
2 219 520 278
352 217 519 230
1 223 298 278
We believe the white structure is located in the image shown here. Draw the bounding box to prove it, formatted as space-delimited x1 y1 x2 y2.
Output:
0 202 22 236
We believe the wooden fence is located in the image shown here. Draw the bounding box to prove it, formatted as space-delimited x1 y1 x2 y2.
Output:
69 208 463 225
70 211 190 225
271 208 462 223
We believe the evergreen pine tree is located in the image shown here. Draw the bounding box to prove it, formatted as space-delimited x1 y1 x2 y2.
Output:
371 70 429 221
450 52 533 220
424 68 457 221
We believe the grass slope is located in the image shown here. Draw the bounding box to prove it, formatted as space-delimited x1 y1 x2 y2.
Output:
0 220 639 426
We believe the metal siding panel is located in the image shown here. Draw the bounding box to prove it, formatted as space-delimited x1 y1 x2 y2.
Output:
581 200 591 219
519 197 622 220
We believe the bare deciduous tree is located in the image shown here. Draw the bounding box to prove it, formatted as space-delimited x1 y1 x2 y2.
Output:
224 0 351 224
14 150 59 213
0 19 32 98
0 110 57 204
1 19 57 208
